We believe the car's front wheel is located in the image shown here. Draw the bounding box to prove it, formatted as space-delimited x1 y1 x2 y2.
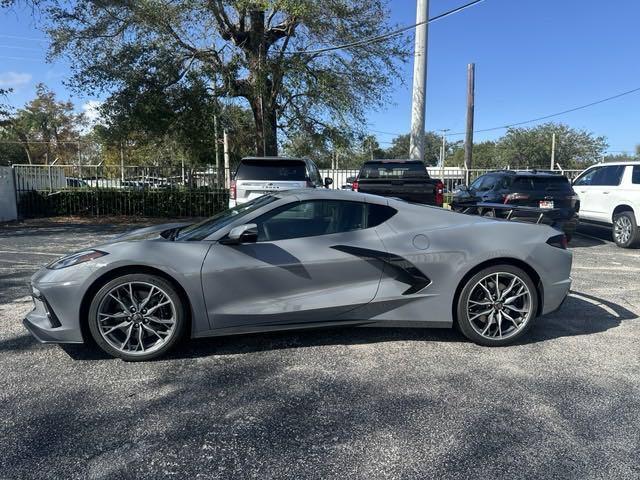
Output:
88 273 186 361
612 212 640 248
456 265 538 346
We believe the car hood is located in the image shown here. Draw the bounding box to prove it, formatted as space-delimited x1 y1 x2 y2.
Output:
113 222 193 242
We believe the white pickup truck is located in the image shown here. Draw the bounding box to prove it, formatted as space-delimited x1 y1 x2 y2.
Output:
573 161 640 248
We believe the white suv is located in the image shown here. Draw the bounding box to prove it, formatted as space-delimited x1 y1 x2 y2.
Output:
229 157 332 208
573 161 640 248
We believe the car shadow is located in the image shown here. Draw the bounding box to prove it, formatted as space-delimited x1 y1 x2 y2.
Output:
569 233 606 248
49 290 638 362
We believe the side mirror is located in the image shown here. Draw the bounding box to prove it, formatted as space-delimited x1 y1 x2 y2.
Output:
220 223 258 245
456 184 469 192
324 177 333 188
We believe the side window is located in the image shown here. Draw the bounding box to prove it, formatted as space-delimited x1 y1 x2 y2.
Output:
478 175 497 192
592 165 625 186
633 166 640 185
573 167 601 186
469 176 484 190
367 204 397 227
256 200 366 242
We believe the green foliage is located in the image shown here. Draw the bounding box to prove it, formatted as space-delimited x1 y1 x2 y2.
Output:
40 0 408 156
445 123 608 170
18 188 229 218
1 84 86 165
383 132 458 166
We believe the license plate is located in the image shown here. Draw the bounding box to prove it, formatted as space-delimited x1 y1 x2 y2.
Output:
539 200 554 209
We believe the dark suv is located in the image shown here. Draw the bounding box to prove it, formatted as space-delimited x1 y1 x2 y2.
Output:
451 170 580 240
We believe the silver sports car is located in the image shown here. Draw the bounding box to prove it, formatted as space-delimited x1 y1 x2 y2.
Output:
24 189 572 361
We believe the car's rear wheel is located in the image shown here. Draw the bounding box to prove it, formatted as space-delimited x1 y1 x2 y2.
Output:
88 274 186 361
456 265 538 346
612 212 639 248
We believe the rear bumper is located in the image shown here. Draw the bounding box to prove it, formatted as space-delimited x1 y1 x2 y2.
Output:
541 276 572 315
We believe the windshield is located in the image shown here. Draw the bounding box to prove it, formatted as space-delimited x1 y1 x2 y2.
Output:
176 195 279 241
359 162 428 179
235 160 307 181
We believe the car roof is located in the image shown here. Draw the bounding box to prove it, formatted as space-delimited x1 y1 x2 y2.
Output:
585 161 640 167
241 156 308 162
363 159 424 164
484 170 565 177
271 188 390 204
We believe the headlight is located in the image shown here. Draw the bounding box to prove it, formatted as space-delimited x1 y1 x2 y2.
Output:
46 250 108 270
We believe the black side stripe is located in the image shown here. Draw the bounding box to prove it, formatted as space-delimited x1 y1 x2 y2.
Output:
330 245 431 295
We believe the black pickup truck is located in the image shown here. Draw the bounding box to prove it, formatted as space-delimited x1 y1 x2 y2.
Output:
352 160 444 207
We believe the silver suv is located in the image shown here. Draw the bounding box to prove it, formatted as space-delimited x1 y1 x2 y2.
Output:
229 157 332 208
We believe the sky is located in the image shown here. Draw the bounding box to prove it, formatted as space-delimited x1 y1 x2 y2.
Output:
1 0 640 154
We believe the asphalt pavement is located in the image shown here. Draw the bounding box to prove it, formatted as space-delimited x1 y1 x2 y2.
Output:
0 219 638 479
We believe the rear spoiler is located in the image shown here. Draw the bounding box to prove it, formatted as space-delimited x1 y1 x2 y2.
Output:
462 202 567 226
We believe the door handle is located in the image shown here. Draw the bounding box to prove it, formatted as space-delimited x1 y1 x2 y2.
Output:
603 191 610 194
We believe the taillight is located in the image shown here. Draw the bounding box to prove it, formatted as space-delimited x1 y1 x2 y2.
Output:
435 181 444 207
547 234 568 249
352 180 359 191
503 193 530 204
230 180 236 200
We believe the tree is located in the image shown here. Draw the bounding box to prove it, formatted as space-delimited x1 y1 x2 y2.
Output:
383 132 449 166
43 1 408 156
447 140 499 169
2 84 86 164
496 123 607 169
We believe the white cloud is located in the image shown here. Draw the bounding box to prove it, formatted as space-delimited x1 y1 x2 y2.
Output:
0 71 32 90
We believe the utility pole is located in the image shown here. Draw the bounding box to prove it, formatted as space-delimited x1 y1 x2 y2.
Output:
550 133 556 171
409 0 429 161
120 142 125 183
464 63 475 185
439 129 450 183
214 114 221 186
223 130 231 189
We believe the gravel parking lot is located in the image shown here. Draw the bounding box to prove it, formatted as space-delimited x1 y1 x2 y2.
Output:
1 219 639 479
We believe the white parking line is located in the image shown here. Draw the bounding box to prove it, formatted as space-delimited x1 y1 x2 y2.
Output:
0 249 63 257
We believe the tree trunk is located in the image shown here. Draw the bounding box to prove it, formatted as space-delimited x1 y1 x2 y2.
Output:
250 95 278 156
246 9 278 157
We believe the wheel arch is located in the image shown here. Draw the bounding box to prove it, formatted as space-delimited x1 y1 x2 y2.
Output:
612 204 635 223
451 257 543 327
79 265 193 344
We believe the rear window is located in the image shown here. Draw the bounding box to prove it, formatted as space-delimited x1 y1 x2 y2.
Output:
359 162 428 179
510 175 570 191
235 160 307 181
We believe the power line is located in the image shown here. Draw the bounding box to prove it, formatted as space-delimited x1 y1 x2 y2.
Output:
286 0 484 55
370 85 640 138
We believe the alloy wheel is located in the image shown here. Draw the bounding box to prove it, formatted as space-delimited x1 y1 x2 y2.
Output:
97 281 177 356
614 216 632 244
466 272 532 340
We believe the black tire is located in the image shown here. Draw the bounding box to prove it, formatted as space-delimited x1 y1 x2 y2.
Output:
612 211 640 248
456 265 538 347
88 273 186 361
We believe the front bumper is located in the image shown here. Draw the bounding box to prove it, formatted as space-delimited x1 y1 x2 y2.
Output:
24 294 84 344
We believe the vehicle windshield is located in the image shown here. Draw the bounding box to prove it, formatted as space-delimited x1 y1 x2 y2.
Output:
359 162 428 179
176 195 279 241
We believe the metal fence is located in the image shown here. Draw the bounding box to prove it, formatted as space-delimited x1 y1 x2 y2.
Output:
12 164 585 218
12 164 230 218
